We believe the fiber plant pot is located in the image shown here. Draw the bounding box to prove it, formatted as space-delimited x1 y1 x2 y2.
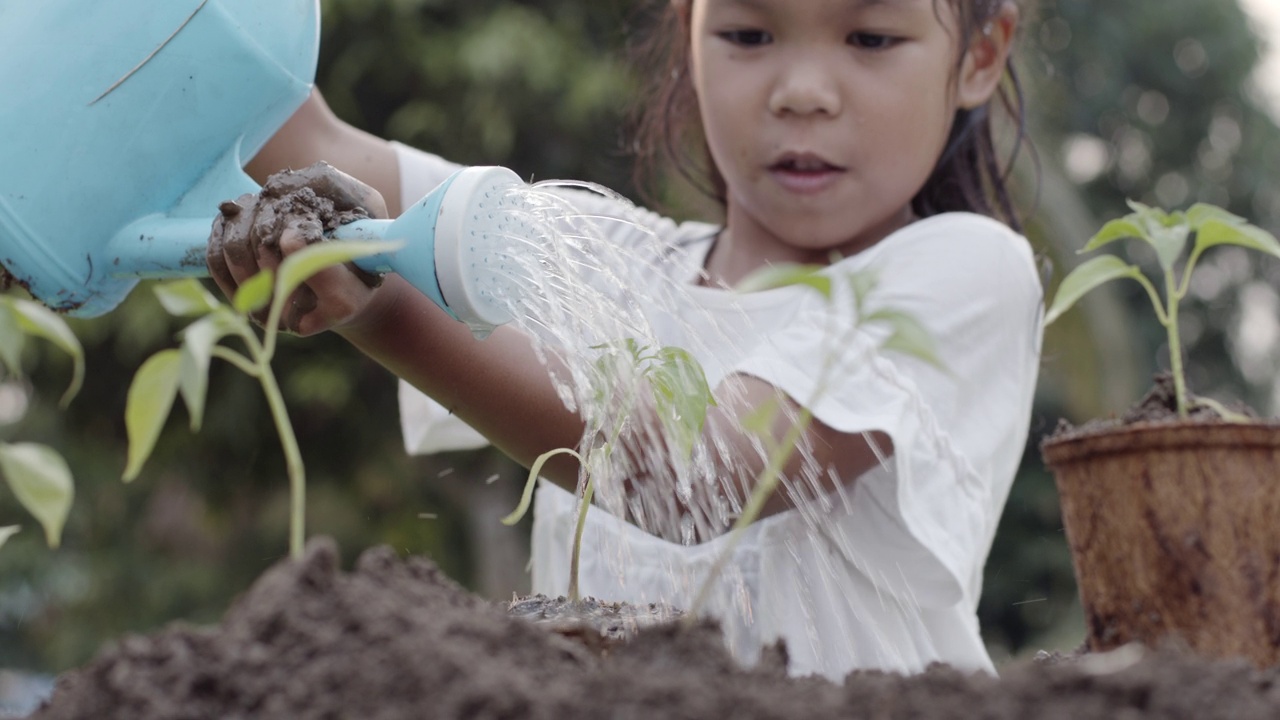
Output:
1041 421 1280 667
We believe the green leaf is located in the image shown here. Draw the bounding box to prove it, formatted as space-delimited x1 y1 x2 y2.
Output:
233 270 275 315
0 302 24 377
276 240 402 300
846 269 880 314
123 349 182 483
866 309 945 370
735 263 831 297
1146 223 1191 273
1045 255 1144 326
1185 203 1244 229
9 298 85 406
0 526 19 551
503 447 584 526
1193 218 1280 260
154 279 221 317
178 313 239 432
0 442 74 548
647 347 716 459
1081 218 1146 253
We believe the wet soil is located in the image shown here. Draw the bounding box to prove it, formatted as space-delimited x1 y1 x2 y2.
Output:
30 538 1280 720
1046 371 1258 442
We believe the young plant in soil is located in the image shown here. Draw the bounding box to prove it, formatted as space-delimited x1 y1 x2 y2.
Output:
0 294 84 550
122 240 397 560
688 264 941 617
1044 201 1280 418
503 339 715 602
502 263 939 617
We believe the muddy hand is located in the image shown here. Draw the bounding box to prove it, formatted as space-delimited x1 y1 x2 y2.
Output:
207 162 391 336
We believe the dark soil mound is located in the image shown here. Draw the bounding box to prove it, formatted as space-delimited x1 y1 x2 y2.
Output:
31 538 1280 719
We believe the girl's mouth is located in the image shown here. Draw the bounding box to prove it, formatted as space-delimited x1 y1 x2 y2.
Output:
768 154 845 194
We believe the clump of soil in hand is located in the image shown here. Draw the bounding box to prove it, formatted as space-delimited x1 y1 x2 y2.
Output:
215 163 382 312
31 538 1280 720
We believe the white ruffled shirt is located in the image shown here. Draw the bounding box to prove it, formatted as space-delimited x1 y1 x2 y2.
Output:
391 142 1043 680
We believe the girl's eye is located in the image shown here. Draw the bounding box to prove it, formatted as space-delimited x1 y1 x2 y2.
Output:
719 29 772 47
848 33 898 50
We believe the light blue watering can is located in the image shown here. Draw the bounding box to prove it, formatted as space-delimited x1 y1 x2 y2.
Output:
0 0 524 332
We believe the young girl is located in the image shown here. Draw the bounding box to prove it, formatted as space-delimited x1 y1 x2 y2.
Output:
208 0 1041 680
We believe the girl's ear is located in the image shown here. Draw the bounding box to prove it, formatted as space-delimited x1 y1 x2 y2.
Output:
956 2 1019 110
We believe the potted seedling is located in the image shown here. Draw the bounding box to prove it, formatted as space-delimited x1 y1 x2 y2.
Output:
1041 200 1280 666
0 293 83 552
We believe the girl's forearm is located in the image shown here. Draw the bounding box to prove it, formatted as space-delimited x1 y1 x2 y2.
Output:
246 89 405 215
334 276 586 486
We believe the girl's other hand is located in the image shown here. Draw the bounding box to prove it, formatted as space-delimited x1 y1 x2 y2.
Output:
206 162 390 336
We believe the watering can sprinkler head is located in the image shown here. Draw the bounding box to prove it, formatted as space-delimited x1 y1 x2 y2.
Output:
337 165 531 338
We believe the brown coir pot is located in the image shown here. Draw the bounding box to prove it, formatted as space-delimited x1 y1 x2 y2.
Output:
1042 421 1280 667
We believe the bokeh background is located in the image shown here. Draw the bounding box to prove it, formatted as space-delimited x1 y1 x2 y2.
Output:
3 0 1280 674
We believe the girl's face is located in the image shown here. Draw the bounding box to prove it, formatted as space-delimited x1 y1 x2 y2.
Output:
687 0 1009 280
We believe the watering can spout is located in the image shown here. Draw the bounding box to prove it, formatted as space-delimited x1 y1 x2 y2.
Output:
107 145 262 280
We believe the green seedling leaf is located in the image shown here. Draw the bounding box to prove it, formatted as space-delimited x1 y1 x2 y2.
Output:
1191 395 1251 423
276 240 402 300
1081 218 1146 253
1045 255 1144 326
1185 203 1245 229
0 442 74 548
8 298 84 406
123 349 182 483
233 270 275 315
867 309 945 370
1146 223 1191 273
178 312 241 432
503 447 584 526
735 263 831 298
0 526 19 551
154 279 221 317
0 302 24 377
1125 198 1155 216
648 347 716 459
1193 218 1280 259
847 269 880 314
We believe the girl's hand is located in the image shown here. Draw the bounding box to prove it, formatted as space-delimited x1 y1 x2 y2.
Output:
206 162 390 336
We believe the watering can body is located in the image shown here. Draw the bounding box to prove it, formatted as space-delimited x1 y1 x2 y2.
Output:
0 0 516 327
0 0 319 316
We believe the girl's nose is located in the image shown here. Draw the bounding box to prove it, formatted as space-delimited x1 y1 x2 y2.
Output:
768 58 842 117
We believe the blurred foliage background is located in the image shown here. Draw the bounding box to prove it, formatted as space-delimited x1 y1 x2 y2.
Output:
3 0 1280 674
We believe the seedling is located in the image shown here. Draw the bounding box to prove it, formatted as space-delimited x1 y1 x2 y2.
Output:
501 263 940 611
123 240 398 559
503 339 715 601
1044 201 1280 419
0 294 84 550
687 264 941 617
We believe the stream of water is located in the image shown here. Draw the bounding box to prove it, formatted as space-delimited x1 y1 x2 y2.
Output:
458 179 911 667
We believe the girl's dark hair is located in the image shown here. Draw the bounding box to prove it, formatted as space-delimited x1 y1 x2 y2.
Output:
626 0 1029 232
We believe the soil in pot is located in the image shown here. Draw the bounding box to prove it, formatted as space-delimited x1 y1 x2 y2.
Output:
1043 373 1280 667
29 536 1280 719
